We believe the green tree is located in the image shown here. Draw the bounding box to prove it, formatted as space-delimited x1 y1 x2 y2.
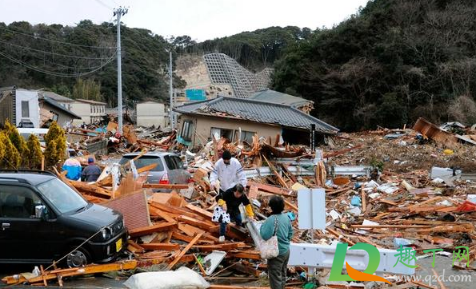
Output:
72 78 103 101
43 139 58 169
26 134 43 169
272 0 476 130
4 119 29 167
0 132 21 169
44 121 66 168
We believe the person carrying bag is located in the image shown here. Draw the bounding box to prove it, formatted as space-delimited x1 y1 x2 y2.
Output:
259 196 293 289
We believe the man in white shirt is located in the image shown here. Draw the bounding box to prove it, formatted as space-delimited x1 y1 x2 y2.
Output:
210 150 247 192
210 150 253 242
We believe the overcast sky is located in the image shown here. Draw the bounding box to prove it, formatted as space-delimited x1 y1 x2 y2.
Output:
0 0 370 41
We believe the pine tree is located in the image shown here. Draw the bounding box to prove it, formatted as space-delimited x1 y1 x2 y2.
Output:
44 139 58 169
4 119 29 167
27 134 43 169
0 132 21 169
44 121 66 168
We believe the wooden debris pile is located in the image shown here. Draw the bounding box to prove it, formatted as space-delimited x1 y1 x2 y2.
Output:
6 124 476 288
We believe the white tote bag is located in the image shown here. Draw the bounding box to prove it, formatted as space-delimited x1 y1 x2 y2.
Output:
259 215 279 259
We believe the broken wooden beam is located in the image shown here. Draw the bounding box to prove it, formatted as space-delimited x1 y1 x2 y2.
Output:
70 180 112 199
246 181 295 197
193 243 247 252
167 232 203 270
142 183 190 190
129 222 177 237
177 215 219 232
140 243 180 251
2 260 137 285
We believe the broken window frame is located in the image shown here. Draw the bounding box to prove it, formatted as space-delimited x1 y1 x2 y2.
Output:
234 130 255 144
181 120 194 142
210 127 234 142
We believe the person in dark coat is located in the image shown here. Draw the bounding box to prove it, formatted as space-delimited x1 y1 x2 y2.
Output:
81 157 101 182
216 184 254 242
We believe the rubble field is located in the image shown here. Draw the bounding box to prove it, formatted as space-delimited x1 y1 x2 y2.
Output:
3 118 476 289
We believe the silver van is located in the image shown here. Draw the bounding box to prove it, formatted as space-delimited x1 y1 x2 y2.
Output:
119 152 191 185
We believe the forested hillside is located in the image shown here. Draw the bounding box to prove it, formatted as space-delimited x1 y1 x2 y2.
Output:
172 26 312 71
272 0 476 130
0 22 302 106
0 20 176 106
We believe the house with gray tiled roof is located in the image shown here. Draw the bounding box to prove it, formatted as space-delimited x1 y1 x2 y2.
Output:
173 96 338 147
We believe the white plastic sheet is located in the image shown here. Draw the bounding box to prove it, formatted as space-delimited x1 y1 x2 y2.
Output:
124 267 210 289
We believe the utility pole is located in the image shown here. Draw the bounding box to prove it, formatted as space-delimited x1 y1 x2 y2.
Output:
168 50 174 130
114 7 128 134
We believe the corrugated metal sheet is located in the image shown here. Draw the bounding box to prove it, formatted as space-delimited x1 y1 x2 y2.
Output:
174 97 338 133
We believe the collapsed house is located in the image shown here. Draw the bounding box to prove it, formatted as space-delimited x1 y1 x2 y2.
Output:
173 96 338 147
39 95 82 127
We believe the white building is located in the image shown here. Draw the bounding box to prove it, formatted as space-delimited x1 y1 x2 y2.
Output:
70 99 107 125
15 88 40 128
136 101 167 128
0 87 40 128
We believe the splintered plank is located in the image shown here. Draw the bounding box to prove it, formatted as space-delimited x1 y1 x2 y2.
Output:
129 222 177 238
227 250 261 260
186 203 213 219
148 204 177 223
140 243 180 251
193 243 247 252
142 183 189 190
70 180 112 198
149 201 197 218
172 230 214 244
178 223 219 242
284 199 298 212
167 233 204 270
136 163 158 174
246 181 295 197
178 215 219 232
2 260 137 285
127 240 145 254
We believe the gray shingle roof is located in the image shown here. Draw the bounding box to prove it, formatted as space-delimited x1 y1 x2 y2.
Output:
39 91 74 103
174 97 338 133
250 89 312 108
40 96 82 119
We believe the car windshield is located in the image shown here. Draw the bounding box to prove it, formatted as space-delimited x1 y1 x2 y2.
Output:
119 156 164 171
36 178 88 214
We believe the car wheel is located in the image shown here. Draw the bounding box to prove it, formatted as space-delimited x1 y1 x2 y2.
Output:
65 246 90 268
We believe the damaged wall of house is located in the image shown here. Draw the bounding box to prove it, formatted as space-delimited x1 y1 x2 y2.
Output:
39 102 74 127
178 114 281 147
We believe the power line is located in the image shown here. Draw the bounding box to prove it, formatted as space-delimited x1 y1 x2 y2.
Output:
0 39 116 60
94 0 114 10
0 50 115 77
0 26 116 50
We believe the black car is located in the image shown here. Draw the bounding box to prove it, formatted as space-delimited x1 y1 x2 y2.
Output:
18 119 35 128
0 171 128 267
